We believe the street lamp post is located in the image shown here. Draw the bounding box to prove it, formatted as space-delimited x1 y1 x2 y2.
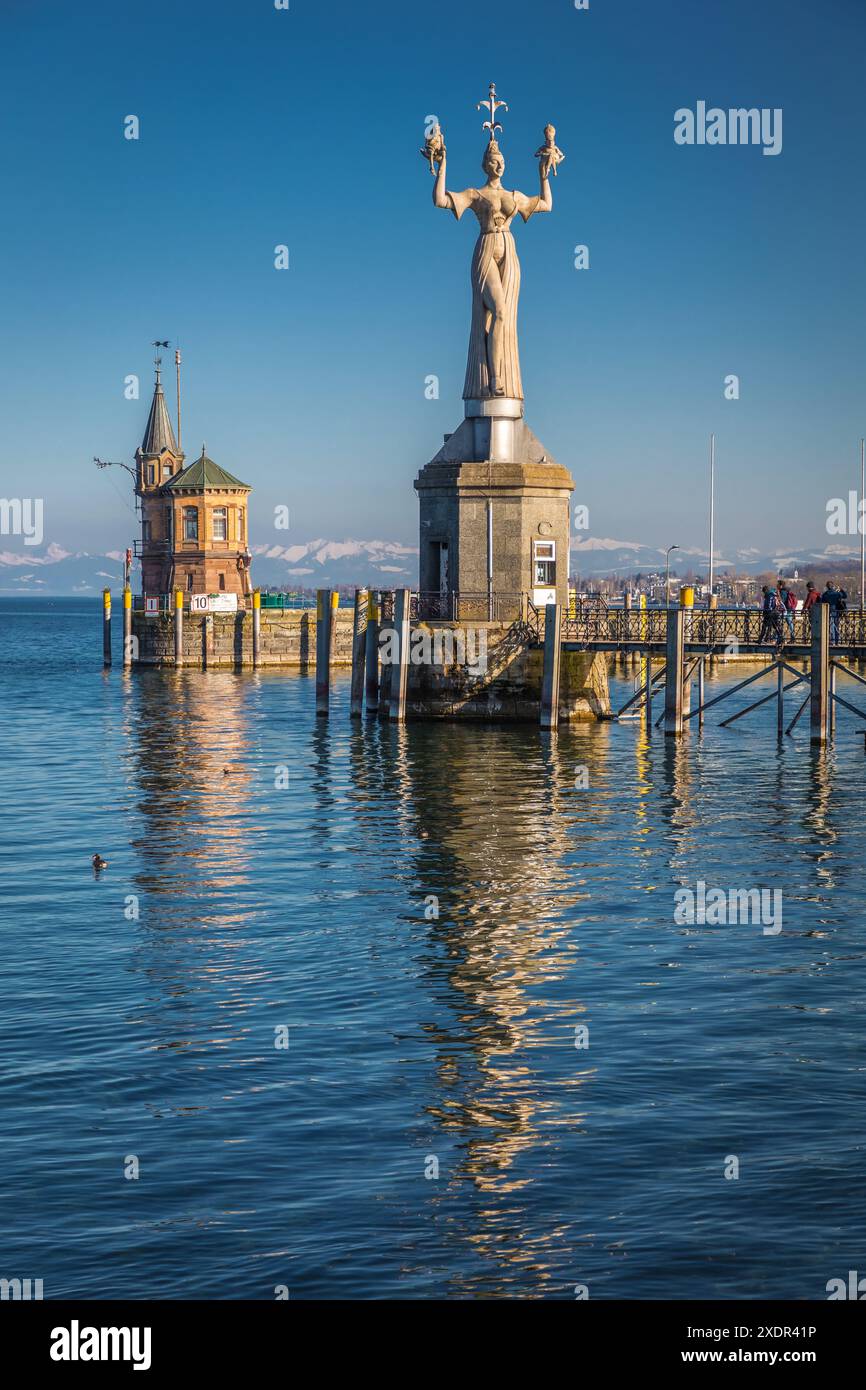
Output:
665 544 680 609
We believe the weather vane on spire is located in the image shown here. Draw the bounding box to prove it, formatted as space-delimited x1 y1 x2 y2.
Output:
152 339 170 381
477 82 508 143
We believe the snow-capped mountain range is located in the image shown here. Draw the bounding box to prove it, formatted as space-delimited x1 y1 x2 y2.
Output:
0 536 861 595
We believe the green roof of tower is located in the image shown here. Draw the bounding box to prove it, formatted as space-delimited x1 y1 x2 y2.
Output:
165 445 250 491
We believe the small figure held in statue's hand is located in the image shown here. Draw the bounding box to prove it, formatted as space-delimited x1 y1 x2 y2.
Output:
535 123 565 179
420 123 446 174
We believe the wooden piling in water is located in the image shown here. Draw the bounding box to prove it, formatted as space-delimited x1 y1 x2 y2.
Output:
810 602 829 744
664 608 685 736
102 588 112 667
350 588 368 718
389 588 411 722
329 591 339 667
365 590 380 716
540 603 562 729
316 588 333 717
378 599 394 718
252 589 261 668
174 589 184 668
122 587 132 668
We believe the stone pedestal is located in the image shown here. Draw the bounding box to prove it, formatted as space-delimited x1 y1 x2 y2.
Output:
414 397 574 615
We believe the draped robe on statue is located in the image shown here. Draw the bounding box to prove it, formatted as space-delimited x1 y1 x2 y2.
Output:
446 186 540 401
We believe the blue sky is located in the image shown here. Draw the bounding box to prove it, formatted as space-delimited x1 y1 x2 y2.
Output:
1 0 864 555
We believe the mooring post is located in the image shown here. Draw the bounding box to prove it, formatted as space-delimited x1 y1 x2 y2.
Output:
643 653 652 728
664 608 685 736
365 590 380 716
350 587 368 718
316 588 333 717
174 588 184 668
102 588 112 667
252 588 261 668
540 602 562 729
328 591 339 671
378 594 394 718
389 587 411 722
777 660 784 739
122 587 132 668
810 601 829 744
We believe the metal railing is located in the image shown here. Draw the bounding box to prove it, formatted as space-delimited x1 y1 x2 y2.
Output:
132 538 171 556
535 605 866 648
364 591 528 622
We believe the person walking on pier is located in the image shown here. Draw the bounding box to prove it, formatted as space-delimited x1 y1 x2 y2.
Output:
776 578 797 643
759 585 783 647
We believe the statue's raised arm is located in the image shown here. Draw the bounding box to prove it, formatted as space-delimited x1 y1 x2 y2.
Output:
421 84 564 401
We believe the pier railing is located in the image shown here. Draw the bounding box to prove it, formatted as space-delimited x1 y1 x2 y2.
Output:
536 606 866 649
383 591 526 622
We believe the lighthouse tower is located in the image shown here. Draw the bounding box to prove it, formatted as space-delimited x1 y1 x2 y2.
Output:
134 351 252 600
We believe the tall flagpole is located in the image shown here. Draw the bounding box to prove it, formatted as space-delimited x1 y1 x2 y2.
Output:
175 346 182 452
860 437 864 609
708 432 715 604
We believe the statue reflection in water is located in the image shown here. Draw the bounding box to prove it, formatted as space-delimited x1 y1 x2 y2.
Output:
344 718 610 1294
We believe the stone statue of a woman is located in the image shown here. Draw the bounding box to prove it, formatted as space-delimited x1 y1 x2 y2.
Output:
432 135 554 402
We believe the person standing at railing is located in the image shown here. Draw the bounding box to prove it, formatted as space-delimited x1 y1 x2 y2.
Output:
803 581 821 634
821 581 846 643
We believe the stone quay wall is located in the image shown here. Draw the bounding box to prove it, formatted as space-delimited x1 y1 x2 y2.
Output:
132 609 356 668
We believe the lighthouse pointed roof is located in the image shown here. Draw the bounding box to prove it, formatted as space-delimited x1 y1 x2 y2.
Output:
140 367 178 456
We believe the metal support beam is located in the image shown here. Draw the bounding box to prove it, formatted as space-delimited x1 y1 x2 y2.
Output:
697 657 705 729
829 660 836 738
719 672 805 728
810 602 830 744
785 691 810 736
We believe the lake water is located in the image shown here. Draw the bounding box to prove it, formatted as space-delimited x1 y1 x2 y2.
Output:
1 597 865 1299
